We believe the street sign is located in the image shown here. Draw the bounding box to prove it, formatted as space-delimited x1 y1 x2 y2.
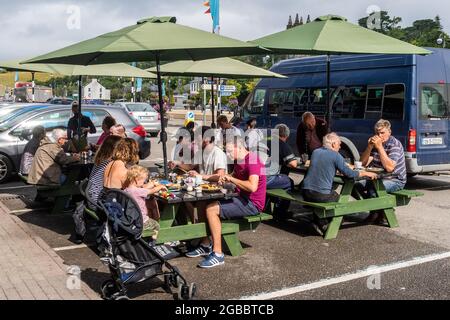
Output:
220 92 232 97
201 84 236 92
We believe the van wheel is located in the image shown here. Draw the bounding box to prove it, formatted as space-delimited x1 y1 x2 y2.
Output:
0 155 13 184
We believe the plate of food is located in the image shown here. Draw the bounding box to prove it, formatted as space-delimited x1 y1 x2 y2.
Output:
158 190 176 200
365 167 384 173
167 184 182 191
201 184 221 193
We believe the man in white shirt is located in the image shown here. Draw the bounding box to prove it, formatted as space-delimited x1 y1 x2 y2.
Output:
169 126 228 223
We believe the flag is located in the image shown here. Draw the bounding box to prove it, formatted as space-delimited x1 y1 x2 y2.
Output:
136 78 142 93
15 72 19 82
204 0 220 33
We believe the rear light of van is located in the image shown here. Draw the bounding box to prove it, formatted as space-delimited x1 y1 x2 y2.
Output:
407 129 417 153
132 125 147 138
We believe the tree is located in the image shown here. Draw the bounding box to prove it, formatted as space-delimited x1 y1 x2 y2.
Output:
358 11 449 48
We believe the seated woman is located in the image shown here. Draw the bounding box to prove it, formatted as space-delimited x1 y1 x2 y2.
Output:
20 126 46 176
103 138 140 190
87 135 123 208
74 135 123 245
124 165 167 239
92 116 117 150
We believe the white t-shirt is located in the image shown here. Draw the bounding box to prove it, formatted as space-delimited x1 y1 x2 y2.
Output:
194 145 228 175
214 126 243 147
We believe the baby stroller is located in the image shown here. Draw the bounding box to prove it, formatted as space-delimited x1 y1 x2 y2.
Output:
99 188 196 300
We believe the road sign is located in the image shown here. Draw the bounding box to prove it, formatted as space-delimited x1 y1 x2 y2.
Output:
220 91 232 97
201 84 236 92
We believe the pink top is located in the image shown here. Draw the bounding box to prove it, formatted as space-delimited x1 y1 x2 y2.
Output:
97 132 110 146
233 153 266 211
124 187 149 223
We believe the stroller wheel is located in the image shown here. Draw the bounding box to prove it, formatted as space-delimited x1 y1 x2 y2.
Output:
114 295 130 301
101 279 118 300
177 284 192 300
189 283 197 299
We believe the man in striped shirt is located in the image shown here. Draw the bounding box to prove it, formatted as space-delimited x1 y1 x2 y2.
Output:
359 119 407 193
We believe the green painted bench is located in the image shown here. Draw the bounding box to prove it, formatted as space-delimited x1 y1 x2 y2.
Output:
19 173 81 214
266 184 423 240
390 189 424 206
142 212 273 256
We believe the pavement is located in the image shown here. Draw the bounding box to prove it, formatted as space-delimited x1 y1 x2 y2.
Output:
0 199 98 300
1 125 450 300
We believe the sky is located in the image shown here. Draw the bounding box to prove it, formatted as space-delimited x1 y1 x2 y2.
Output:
0 0 448 61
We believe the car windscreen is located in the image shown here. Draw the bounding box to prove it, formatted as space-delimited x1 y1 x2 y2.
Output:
0 106 48 131
126 103 156 112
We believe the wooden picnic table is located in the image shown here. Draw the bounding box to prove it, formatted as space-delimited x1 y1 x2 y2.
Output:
267 165 422 240
141 188 272 256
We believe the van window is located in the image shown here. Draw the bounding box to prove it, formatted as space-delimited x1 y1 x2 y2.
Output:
308 88 327 115
294 89 308 117
420 84 448 119
383 84 405 120
268 90 285 114
332 86 366 119
281 90 294 114
365 87 384 119
248 89 266 115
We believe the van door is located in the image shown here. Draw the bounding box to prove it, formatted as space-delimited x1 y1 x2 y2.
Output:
416 83 450 166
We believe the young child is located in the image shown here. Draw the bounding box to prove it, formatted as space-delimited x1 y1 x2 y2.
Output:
124 165 166 239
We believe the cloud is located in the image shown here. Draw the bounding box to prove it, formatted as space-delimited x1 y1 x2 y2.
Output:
0 0 447 61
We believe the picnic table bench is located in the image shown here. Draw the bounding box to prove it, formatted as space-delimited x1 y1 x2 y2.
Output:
141 190 272 256
19 159 93 215
267 166 423 240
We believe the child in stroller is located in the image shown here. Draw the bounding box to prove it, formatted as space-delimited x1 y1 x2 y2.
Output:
99 188 196 300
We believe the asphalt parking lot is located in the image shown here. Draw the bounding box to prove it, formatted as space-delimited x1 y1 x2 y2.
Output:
1 128 450 300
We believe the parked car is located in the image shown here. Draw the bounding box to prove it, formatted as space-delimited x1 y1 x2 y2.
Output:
48 97 74 105
113 102 162 137
0 104 151 183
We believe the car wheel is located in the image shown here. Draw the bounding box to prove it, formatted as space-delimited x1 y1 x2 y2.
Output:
0 155 13 184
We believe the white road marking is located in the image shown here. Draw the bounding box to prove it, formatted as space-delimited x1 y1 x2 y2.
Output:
53 244 89 252
239 251 450 300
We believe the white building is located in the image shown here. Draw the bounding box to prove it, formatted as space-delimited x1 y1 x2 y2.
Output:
83 79 111 101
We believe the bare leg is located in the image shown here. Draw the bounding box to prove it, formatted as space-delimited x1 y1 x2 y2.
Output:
206 201 222 254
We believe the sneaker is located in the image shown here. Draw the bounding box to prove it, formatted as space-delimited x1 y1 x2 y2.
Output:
198 252 225 268
186 243 212 258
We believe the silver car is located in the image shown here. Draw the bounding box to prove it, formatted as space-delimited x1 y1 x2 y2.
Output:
114 102 161 137
0 104 151 183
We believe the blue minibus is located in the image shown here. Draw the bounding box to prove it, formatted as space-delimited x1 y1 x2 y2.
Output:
240 48 450 174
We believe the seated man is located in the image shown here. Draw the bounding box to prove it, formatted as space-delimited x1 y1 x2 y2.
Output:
357 120 407 223
266 124 298 219
302 133 377 234
358 119 407 194
186 137 266 268
169 126 227 223
28 129 80 186
20 126 46 176
296 112 328 158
